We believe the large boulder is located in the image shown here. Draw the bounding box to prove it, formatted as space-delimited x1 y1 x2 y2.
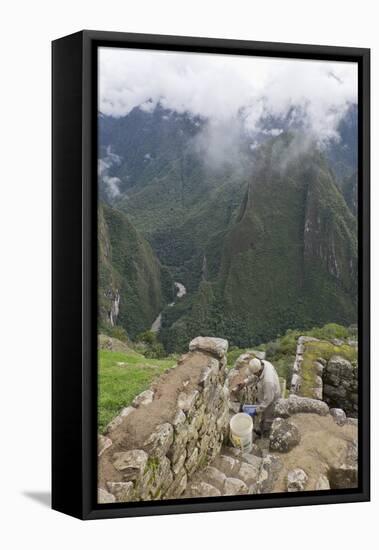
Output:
274 395 329 417
269 418 301 452
189 336 228 358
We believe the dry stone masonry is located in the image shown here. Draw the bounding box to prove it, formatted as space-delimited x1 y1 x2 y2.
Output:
322 355 358 417
98 337 230 503
98 334 359 503
290 337 358 418
290 336 322 398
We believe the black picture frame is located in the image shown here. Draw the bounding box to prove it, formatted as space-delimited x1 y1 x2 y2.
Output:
52 30 370 520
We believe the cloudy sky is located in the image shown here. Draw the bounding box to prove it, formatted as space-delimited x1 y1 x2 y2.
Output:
99 47 357 144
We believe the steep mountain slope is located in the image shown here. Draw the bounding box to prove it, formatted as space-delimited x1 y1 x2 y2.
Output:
99 106 250 290
98 106 358 352
161 134 357 350
341 171 358 217
98 203 173 338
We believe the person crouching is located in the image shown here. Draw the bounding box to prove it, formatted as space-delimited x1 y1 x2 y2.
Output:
248 357 281 436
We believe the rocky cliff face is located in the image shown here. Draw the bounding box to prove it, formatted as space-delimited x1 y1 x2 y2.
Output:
98 203 173 337
162 134 358 350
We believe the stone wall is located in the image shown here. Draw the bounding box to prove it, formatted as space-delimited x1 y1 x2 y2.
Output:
322 355 358 417
98 337 230 503
290 336 321 397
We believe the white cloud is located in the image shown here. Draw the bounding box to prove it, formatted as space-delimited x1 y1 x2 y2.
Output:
98 146 122 199
99 47 357 144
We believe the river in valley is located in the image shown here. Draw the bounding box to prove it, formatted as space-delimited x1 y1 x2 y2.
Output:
150 282 187 333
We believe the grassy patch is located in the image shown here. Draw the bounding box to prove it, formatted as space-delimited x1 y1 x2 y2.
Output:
301 340 358 397
98 349 176 432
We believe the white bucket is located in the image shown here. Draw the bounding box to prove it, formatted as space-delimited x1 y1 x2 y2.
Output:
230 413 253 452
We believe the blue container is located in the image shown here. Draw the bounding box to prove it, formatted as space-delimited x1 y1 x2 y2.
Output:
242 404 257 417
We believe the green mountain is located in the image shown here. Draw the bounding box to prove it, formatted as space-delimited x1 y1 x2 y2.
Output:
98 203 173 338
99 107 358 352
160 134 357 351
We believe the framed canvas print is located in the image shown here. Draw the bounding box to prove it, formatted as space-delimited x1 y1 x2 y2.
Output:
52 30 370 520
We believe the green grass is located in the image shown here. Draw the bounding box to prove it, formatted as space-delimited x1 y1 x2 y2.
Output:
301 340 358 397
98 349 176 433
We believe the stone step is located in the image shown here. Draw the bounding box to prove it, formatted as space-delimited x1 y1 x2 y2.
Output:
184 444 272 497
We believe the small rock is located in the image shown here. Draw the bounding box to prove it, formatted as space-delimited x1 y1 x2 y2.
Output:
132 389 154 408
185 447 199 476
143 423 174 458
172 409 186 429
224 477 248 495
255 454 282 494
202 466 227 491
105 415 123 434
106 481 134 502
189 336 229 358
172 451 187 475
238 461 260 485
314 361 325 376
216 455 240 476
315 474 330 490
98 488 116 503
330 408 347 426
269 418 301 452
332 338 345 346
113 450 148 481
229 401 241 414
250 444 263 458
177 390 199 412
227 447 242 458
165 471 187 499
290 373 301 393
120 405 136 418
241 453 262 468
98 434 112 457
287 468 308 492
199 367 212 387
187 481 221 498
298 336 319 344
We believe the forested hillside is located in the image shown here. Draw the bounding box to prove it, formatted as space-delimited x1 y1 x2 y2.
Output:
98 105 357 351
